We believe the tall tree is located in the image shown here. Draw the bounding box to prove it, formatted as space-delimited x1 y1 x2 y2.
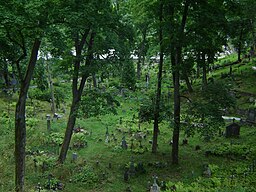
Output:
171 0 190 164
58 0 134 163
0 1 60 191
152 0 164 153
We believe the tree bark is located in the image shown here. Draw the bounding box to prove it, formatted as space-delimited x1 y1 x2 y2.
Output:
171 0 190 165
152 0 164 153
202 53 207 87
3 60 9 88
46 58 56 114
237 27 243 62
15 39 41 192
58 30 94 163
184 73 193 93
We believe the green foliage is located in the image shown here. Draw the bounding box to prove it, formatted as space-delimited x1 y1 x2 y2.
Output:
139 95 172 123
26 117 39 128
185 81 236 139
207 143 255 159
71 165 99 186
46 132 64 146
121 60 136 90
78 89 120 118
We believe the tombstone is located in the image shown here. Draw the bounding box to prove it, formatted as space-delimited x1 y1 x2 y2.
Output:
182 138 188 145
35 183 42 192
124 168 129 182
47 174 53 189
247 108 256 123
105 135 109 143
202 164 211 178
195 145 201 150
139 140 143 148
106 126 109 136
136 162 146 174
160 181 167 191
150 176 160 192
33 158 37 172
42 161 47 173
46 114 51 131
121 136 128 149
130 139 134 150
129 156 136 176
225 122 240 137
72 153 78 162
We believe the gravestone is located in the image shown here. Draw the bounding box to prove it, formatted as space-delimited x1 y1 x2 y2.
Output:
202 164 211 177
150 176 160 192
46 114 51 131
124 168 129 182
225 122 240 137
247 108 256 123
136 162 146 174
121 136 128 149
72 153 78 162
35 183 42 192
129 156 136 176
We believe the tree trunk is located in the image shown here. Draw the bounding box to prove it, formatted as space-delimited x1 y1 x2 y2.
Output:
137 58 141 80
184 73 193 93
171 0 190 165
46 59 56 114
92 73 97 88
152 0 163 153
202 53 207 87
58 98 78 163
172 51 181 164
15 39 41 192
3 61 9 88
58 30 94 163
238 27 243 62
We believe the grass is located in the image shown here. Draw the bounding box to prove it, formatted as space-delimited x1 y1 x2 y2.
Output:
0 55 256 191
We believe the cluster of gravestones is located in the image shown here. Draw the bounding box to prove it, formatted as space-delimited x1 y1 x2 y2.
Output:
123 156 146 183
35 174 64 192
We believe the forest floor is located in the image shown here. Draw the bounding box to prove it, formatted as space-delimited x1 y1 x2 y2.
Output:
0 55 256 192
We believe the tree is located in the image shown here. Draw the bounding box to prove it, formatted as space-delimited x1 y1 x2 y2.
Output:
152 0 164 153
58 0 134 163
0 1 61 191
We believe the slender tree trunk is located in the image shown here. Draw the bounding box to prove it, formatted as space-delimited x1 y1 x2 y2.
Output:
15 39 41 192
58 30 94 163
92 73 97 88
184 73 193 92
3 61 9 88
238 27 243 62
171 0 190 165
202 53 207 87
137 56 141 79
152 0 164 153
46 59 56 114
58 98 78 163
172 50 181 164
